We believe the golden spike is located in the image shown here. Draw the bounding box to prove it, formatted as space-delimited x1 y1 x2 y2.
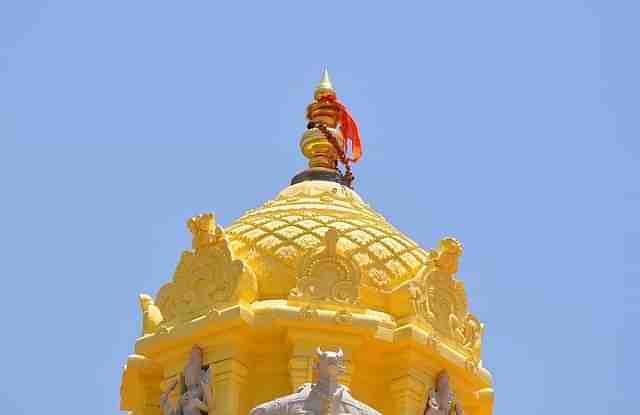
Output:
314 68 336 100
318 68 333 90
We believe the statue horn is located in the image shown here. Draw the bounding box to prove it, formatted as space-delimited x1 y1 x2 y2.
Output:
316 347 323 358
337 349 344 360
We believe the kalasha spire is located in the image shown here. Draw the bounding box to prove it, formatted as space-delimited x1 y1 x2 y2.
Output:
315 68 335 99
291 69 362 188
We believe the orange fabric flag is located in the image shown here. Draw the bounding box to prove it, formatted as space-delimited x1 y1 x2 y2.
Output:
321 96 362 163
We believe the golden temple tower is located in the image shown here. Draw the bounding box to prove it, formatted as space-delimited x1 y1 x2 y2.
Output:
120 71 494 415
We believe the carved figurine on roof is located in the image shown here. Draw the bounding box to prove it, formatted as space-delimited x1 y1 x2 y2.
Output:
160 345 215 415
392 237 484 364
151 212 257 326
249 347 381 415
188 213 225 251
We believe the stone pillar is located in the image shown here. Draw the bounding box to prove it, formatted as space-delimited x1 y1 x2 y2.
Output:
120 354 163 415
386 351 431 415
338 349 354 387
389 369 428 415
471 388 495 415
213 358 250 415
288 352 314 391
195 329 253 415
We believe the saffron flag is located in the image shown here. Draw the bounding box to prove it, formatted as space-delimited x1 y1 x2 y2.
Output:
321 96 362 163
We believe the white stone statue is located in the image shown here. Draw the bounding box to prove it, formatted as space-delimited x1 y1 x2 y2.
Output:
249 347 381 415
423 370 463 415
161 345 215 415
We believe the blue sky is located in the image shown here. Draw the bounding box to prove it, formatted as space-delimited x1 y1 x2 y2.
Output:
1 1 637 413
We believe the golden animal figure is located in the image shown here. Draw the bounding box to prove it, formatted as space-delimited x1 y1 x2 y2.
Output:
187 212 224 251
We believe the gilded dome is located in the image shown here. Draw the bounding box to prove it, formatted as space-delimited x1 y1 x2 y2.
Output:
226 180 430 302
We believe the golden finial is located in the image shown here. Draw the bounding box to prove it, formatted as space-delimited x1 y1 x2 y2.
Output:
314 68 336 100
292 69 346 186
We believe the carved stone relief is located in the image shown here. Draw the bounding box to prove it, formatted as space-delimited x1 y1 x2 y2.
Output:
403 238 484 363
290 229 361 305
155 212 258 325
160 345 215 415
423 370 463 415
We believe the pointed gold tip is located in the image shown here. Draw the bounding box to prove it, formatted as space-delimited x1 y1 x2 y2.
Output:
314 68 336 99
318 68 333 90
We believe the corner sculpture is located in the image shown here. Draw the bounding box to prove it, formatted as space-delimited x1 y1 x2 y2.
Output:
155 212 258 324
423 370 463 415
249 348 381 415
139 293 164 335
188 213 225 251
402 237 483 363
160 345 215 415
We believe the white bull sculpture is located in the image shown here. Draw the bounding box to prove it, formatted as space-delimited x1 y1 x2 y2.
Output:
249 348 382 415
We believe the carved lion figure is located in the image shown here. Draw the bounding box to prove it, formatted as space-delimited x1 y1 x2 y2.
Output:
188 213 224 250
432 238 463 275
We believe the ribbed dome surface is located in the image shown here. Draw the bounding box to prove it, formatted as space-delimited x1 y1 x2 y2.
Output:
226 181 430 299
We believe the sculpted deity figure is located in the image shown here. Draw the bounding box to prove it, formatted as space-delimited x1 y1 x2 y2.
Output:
188 213 224 251
462 315 483 362
160 345 215 415
450 314 483 363
423 371 463 415
249 348 380 415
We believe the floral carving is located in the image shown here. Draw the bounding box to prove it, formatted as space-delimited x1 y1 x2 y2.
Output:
368 268 390 289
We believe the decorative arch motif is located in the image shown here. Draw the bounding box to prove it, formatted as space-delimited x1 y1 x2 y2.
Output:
289 228 361 305
155 212 257 326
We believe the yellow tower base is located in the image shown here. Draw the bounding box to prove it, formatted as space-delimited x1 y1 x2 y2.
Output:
120 182 494 415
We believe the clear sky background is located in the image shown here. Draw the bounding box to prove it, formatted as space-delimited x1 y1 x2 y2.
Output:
1 1 637 414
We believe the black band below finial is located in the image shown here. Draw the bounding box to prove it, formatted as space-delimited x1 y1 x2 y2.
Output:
290 168 349 186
